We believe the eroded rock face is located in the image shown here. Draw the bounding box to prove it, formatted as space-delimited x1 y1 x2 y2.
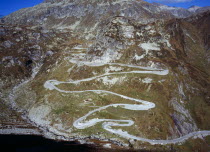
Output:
2 0 210 32
0 24 74 137
1 0 210 151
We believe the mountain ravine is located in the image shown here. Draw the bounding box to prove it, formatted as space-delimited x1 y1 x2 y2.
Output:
0 0 210 151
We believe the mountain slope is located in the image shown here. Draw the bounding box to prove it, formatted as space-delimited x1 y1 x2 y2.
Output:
0 0 210 151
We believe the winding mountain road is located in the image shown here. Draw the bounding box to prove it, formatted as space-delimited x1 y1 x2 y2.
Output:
44 47 210 145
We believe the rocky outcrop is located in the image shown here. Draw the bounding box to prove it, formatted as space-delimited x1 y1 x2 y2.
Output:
0 24 73 135
2 0 210 32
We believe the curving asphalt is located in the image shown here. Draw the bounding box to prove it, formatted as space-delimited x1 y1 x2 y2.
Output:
44 51 210 145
